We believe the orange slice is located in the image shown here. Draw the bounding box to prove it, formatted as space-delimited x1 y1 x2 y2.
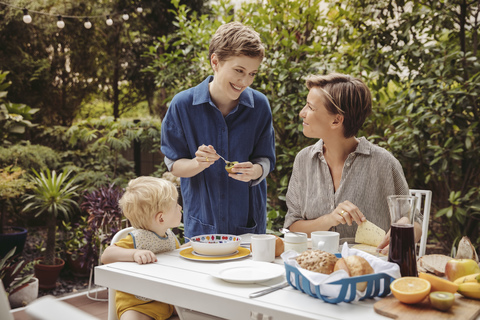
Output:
390 277 431 304
418 272 459 294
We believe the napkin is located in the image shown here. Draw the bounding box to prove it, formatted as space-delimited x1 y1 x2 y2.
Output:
281 243 401 301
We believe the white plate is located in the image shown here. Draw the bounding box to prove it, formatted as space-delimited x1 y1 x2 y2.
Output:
211 261 285 284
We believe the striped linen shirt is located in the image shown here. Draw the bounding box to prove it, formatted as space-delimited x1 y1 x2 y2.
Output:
284 137 411 238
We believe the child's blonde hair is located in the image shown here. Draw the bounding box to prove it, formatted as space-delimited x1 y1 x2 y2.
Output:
209 22 265 65
119 176 178 229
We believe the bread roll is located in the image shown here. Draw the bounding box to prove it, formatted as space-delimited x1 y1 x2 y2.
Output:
296 250 338 274
334 255 374 291
275 235 284 257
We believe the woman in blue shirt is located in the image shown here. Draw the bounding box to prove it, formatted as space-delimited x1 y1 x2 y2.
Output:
161 22 276 238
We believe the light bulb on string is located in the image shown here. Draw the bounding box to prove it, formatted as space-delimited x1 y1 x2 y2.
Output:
122 10 129 21
106 15 113 26
84 18 92 29
136 6 143 13
22 9 32 24
57 15 65 29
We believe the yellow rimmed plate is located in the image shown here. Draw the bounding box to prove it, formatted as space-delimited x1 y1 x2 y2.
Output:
179 247 250 262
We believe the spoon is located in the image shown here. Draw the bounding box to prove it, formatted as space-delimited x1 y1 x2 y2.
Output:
184 236 203 243
216 152 232 165
279 228 305 236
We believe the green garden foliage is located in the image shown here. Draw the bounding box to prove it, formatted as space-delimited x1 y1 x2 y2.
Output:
147 0 480 251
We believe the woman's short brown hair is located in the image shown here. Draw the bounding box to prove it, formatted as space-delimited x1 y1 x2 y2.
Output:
306 73 372 138
209 22 265 64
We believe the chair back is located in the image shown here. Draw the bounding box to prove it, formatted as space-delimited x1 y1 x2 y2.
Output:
107 227 135 320
409 189 432 257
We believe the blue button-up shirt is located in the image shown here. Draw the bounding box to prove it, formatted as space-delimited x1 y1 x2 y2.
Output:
161 76 276 237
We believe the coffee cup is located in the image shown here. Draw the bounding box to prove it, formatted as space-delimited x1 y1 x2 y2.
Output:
311 231 340 254
251 235 276 262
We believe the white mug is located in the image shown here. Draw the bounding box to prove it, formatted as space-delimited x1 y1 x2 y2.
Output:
311 231 340 254
251 234 276 263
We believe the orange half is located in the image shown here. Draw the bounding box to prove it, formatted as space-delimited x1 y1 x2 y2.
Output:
390 277 431 304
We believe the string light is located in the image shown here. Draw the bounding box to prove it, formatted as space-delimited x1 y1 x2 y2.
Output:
22 8 32 24
106 15 113 26
57 15 65 29
122 10 129 21
84 18 92 29
0 2 142 29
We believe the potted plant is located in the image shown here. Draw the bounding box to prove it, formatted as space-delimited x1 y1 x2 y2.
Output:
0 247 37 308
61 216 90 278
80 183 124 271
23 169 80 289
0 165 34 257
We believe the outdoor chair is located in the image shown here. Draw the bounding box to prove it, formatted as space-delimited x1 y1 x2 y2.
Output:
409 189 432 258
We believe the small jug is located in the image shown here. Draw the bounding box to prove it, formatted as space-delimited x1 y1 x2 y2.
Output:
387 195 418 277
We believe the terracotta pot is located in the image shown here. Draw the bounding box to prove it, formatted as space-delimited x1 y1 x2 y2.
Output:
0 227 28 257
34 258 65 289
8 277 39 308
66 252 90 278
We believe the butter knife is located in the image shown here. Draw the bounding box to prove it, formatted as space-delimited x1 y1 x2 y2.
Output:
249 282 289 298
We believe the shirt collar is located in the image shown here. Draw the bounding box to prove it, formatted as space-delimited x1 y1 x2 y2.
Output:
309 136 372 158
192 76 255 109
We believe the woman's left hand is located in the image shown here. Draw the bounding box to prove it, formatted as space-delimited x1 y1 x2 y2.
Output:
228 162 263 182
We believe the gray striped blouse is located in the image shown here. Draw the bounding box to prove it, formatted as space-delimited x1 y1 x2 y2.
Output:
284 137 410 239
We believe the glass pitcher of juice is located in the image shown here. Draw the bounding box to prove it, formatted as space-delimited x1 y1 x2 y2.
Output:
387 195 418 277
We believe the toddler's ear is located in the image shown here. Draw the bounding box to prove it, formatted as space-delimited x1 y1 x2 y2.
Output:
156 212 164 223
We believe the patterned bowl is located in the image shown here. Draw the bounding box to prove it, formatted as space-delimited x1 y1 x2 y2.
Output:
190 234 242 256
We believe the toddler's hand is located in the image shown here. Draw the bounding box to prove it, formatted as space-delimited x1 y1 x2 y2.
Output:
133 250 157 264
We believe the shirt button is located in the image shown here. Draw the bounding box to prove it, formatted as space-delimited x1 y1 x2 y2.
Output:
346 163 351 167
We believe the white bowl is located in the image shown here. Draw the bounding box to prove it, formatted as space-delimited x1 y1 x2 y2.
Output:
190 234 242 256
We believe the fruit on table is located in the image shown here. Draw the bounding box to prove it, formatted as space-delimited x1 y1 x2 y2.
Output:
454 272 480 285
458 282 480 299
390 277 431 304
418 272 458 294
429 291 455 311
445 258 480 282
225 161 239 173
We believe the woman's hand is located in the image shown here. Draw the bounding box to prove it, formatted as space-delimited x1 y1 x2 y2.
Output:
227 162 263 182
330 200 367 227
194 144 219 170
132 249 157 264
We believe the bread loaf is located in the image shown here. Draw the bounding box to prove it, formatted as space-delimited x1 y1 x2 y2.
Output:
296 250 338 274
417 254 452 277
334 255 374 291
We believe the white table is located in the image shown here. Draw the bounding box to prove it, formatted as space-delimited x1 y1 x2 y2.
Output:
95 247 390 320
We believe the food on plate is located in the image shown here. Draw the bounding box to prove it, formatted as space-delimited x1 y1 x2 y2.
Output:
334 255 374 291
225 161 239 173
390 277 431 304
455 236 479 262
351 244 385 257
453 272 480 285
416 254 452 276
457 282 480 300
418 272 458 294
295 250 338 274
445 258 480 282
429 291 455 311
274 235 284 257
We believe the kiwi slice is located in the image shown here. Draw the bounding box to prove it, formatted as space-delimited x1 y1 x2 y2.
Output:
429 291 454 311
225 161 238 173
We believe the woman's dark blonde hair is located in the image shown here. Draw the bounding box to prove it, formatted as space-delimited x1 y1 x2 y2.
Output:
209 22 265 65
119 176 178 230
306 73 372 138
